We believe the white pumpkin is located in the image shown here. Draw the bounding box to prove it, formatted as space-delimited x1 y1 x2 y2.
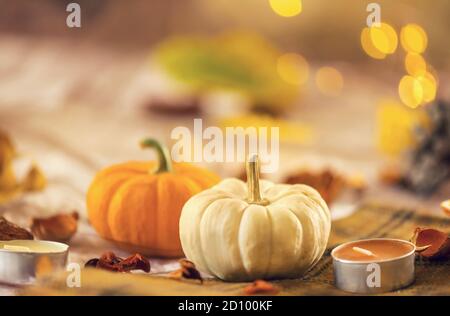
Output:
179 154 331 281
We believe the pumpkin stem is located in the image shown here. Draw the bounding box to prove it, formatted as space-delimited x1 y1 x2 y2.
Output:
246 153 269 206
140 138 173 173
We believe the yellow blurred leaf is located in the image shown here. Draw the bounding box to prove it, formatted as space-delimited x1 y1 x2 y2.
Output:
0 129 46 204
22 165 47 192
219 114 314 144
376 100 429 157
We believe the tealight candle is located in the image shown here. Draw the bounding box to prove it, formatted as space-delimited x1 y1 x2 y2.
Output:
0 240 68 285
331 238 416 294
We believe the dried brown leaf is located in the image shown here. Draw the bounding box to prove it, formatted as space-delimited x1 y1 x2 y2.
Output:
284 169 347 204
31 211 79 242
85 252 151 273
0 216 33 240
244 280 279 295
170 259 203 283
411 227 450 259
441 200 450 217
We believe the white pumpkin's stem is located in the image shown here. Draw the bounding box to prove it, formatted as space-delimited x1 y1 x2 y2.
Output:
140 138 173 173
246 154 269 206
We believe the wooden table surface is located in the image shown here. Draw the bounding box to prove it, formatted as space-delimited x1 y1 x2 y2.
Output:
0 35 448 295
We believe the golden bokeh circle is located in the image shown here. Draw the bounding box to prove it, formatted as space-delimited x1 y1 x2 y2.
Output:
315 67 344 97
398 75 424 108
370 23 398 54
269 0 302 17
361 27 386 59
400 24 428 54
405 53 427 77
276 53 309 85
417 72 437 104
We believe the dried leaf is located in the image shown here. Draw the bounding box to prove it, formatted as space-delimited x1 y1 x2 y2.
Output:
243 280 279 295
378 164 403 185
116 253 151 273
284 169 347 204
22 165 47 192
441 200 450 217
0 129 18 201
84 258 99 268
31 212 79 242
411 227 450 259
85 252 151 273
169 259 203 283
0 129 46 204
0 216 34 240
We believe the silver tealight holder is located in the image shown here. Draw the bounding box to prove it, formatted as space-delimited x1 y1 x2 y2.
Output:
331 238 416 294
0 240 69 285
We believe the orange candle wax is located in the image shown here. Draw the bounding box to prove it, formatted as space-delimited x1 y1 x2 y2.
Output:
332 239 414 262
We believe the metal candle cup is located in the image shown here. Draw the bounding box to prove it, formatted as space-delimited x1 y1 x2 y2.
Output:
331 238 416 294
0 240 69 285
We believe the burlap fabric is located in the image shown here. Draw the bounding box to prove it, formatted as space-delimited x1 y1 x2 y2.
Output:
23 205 450 296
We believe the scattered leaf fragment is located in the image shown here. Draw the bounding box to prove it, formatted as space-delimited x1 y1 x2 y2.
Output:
0 216 34 240
284 169 347 204
116 253 151 273
378 164 403 185
244 280 279 295
22 165 47 191
0 129 47 203
31 211 79 242
441 200 450 217
0 135 16 189
411 227 450 259
169 259 203 283
85 251 151 273
347 172 368 193
84 258 99 268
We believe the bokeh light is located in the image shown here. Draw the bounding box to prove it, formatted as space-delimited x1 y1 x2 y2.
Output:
269 0 302 17
416 72 437 103
315 67 344 97
398 75 423 108
361 23 397 59
377 100 428 157
276 53 309 85
361 27 386 59
405 53 426 76
370 23 398 54
400 24 428 54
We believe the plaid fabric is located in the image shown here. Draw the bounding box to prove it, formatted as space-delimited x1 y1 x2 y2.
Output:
23 205 450 296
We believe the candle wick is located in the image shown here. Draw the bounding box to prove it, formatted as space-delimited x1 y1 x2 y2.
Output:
352 246 375 257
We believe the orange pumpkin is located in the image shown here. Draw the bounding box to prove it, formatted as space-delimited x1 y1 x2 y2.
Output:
87 138 220 257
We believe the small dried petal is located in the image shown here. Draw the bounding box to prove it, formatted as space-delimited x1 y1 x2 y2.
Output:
378 164 403 185
116 253 151 273
84 258 99 268
441 200 450 217
170 259 203 283
0 216 33 240
285 169 347 204
97 252 123 271
168 270 183 280
22 165 47 192
411 227 450 259
85 252 150 273
31 211 78 242
244 280 279 295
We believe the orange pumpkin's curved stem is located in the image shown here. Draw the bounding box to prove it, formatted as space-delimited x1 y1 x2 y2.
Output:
140 138 173 173
246 154 269 206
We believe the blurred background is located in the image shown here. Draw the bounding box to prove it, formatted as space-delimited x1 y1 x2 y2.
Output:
0 0 449 219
